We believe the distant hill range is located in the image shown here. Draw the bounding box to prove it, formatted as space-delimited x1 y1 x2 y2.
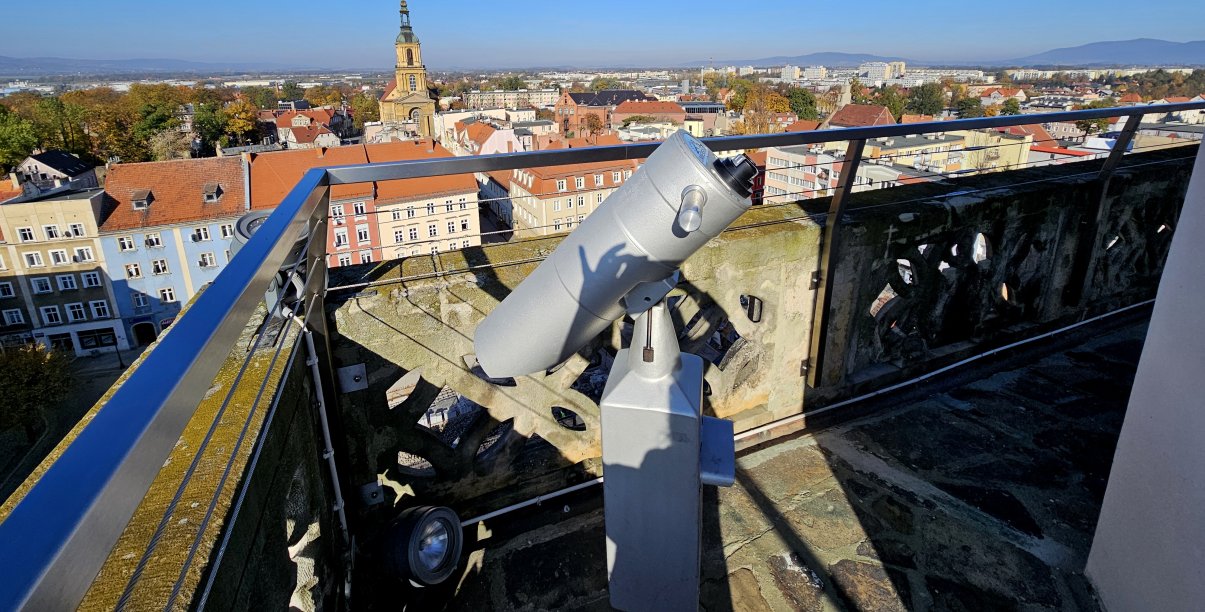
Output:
0 56 310 76
698 39 1205 69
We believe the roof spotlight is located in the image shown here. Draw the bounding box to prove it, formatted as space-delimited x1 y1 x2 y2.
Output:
384 506 463 587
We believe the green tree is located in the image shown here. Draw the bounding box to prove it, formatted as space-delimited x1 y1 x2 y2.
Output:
33 97 90 157
849 77 871 104
241 86 278 109
906 83 945 116
874 86 906 121
590 77 623 92
280 81 305 101
496 75 527 91
0 106 38 170
1000 98 1022 116
956 97 984 118
585 113 604 135
0 345 71 442
1075 99 1117 136
785 87 819 120
349 92 381 131
304 85 343 108
192 103 228 156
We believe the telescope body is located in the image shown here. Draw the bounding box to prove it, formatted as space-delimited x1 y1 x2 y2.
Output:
474 130 754 378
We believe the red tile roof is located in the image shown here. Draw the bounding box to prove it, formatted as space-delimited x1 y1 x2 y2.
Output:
250 146 372 209
614 100 686 115
900 114 935 124
784 119 821 132
1119 93 1143 103
102 157 247 231
289 124 335 145
1001 124 1057 146
380 79 398 101
828 104 895 128
1164 96 1192 103
465 122 496 148
365 140 477 204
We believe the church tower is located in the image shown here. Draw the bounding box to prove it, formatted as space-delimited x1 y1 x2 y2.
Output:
379 1 436 138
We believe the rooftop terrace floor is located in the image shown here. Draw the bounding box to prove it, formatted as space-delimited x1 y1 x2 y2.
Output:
432 311 1148 611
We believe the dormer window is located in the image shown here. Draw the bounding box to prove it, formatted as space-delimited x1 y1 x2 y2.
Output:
132 189 153 210
203 183 223 203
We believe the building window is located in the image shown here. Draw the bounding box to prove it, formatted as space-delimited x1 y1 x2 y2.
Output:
82 272 101 288
43 225 61 239
353 201 367 217
145 233 163 248
427 203 435 215
25 252 45 268
359 251 373 264
445 200 454 213
595 174 604 186
577 196 584 208
73 247 95 263
613 172 621 182
462 239 470 248
56 275 77 291
597 193 604 204
199 252 217 268
331 204 345 224
48 250 69 266
203 184 223 202
125 263 142 279
459 197 467 209
337 254 352 267
460 219 470 231
159 287 177 303
409 74 418 91
554 201 561 212
566 198 573 209
90 301 110 319
556 180 567 192
69 223 85 237
151 259 169 275
554 219 562 231
428 224 438 237
31 277 52 294
447 221 456 234
575 177 585 189
66 303 87 322
0 254 6 270
0 282 12 298
407 206 416 218
17 227 34 242
334 229 348 248
192 227 211 242
391 210 402 221
220 223 235 239
118 236 136 251
3 309 24 325
394 229 406 244
409 227 419 240
40 306 62 325
132 293 148 309
624 170 632 179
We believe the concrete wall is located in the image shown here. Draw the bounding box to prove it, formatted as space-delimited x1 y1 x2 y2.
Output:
1086 144 1205 611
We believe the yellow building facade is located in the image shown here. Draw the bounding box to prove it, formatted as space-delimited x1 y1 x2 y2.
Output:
379 1 437 138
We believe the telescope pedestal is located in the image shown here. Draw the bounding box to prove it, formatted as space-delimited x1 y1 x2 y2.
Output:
600 301 735 612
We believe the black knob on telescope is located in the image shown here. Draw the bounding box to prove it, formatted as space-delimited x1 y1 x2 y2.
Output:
713 155 759 198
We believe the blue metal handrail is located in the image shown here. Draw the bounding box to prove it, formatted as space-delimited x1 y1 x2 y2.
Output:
0 101 1201 610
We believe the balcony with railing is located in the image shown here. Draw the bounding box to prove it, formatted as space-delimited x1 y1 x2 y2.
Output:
0 102 1203 610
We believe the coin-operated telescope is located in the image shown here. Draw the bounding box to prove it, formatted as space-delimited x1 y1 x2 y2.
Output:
474 130 758 612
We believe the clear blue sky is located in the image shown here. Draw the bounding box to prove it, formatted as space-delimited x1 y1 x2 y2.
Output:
3 0 1203 69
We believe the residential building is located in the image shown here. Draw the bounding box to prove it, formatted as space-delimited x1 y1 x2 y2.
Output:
503 154 640 238
864 134 967 174
13 151 99 192
463 89 559 109
979 87 1028 106
282 124 342 150
0 189 127 355
449 121 524 156
101 157 248 346
802 66 828 81
610 100 687 128
956 130 1033 172
781 65 800 82
860 62 891 82
379 1 437 138
554 90 651 134
366 141 480 260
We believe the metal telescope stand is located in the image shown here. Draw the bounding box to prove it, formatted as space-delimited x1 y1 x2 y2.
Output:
600 278 736 612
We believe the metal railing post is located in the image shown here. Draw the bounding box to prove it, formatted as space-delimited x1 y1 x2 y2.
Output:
806 138 866 389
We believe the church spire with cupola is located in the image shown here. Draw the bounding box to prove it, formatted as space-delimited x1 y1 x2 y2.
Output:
379 0 436 138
